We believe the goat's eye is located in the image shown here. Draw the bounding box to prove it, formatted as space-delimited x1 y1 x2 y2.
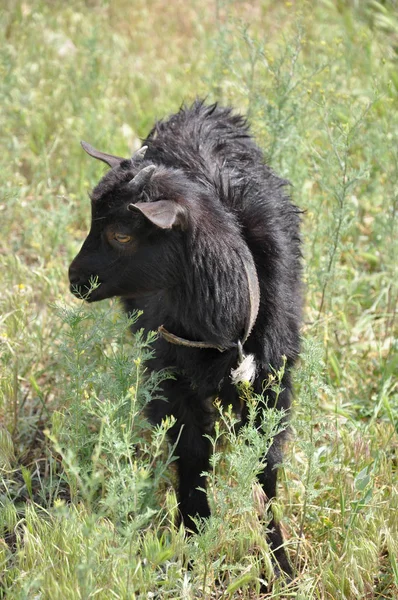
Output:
114 233 132 244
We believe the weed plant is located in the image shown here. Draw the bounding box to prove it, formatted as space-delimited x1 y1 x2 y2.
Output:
1 0 397 598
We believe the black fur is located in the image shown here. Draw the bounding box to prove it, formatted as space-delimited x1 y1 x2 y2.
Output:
69 100 302 576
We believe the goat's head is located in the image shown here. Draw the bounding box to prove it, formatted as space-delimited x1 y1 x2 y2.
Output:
69 142 190 302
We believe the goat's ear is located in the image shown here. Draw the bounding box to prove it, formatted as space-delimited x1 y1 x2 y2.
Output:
128 200 187 230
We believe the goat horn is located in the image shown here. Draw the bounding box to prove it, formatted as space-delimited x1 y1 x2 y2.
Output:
81 141 124 168
128 165 156 190
131 146 148 163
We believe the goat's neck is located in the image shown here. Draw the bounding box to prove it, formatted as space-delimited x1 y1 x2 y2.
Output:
167 231 256 350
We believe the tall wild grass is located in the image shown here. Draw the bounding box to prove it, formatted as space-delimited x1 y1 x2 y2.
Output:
1 0 397 597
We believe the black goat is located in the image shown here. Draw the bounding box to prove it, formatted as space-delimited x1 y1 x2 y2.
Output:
69 100 302 577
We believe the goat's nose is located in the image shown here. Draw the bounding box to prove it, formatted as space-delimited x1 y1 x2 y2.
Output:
69 266 82 286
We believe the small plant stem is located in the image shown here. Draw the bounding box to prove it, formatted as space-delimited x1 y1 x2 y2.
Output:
295 396 314 571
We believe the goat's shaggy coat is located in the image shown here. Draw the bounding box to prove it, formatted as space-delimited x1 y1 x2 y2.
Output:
69 100 302 576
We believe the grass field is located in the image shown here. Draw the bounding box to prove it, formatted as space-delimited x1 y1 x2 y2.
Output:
1 0 397 598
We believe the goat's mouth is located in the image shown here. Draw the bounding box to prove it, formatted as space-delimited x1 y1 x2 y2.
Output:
69 281 105 303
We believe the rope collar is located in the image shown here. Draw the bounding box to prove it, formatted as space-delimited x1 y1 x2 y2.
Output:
158 325 227 352
158 249 260 354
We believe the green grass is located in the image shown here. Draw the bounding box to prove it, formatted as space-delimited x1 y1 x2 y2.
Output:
1 0 397 597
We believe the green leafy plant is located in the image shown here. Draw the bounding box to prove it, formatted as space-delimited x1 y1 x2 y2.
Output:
1 0 397 598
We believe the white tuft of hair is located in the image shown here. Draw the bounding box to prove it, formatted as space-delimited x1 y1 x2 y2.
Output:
231 353 257 385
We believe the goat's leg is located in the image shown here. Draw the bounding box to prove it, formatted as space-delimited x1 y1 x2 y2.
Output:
147 379 212 531
240 381 293 579
173 425 211 531
257 436 293 578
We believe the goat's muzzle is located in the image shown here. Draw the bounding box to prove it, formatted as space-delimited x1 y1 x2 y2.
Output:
69 265 95 301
